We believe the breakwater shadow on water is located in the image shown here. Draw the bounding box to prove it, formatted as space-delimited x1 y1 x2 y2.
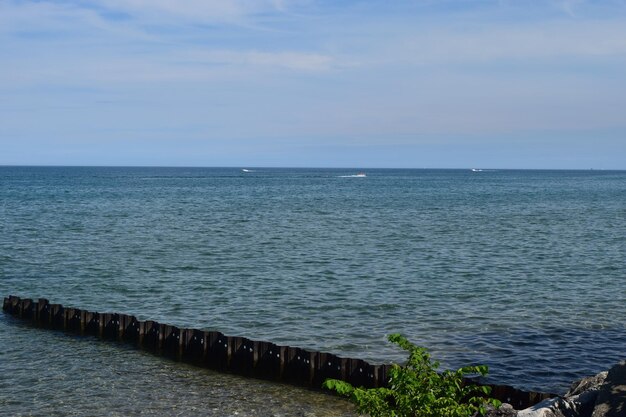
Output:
3 295 556 410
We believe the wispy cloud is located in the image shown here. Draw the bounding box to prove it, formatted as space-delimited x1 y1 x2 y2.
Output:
0 0 338 87
555 0 586 17
171 49 336 72
97 0 281 23
404 21 626 63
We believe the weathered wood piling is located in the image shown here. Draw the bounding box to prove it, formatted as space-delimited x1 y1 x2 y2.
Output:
3 295 554 409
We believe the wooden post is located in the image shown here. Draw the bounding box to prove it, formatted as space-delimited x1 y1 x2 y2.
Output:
84 311 100 336
230 336 255 376
182 329 207 364
313 352 348 387
101 313 120 339
50 304 65 329
65 308 82 333
346 358 378 389
284 347 316 386
19 298 34 319
206 331 229 371
6 295 21 313
377 364 393 388
120 314 140 343
254 341 284 381
36 299 49 323
142 321 162 351
138 320 147 346
162 325 181 359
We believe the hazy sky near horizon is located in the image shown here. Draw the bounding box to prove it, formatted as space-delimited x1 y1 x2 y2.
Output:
1 0 625 169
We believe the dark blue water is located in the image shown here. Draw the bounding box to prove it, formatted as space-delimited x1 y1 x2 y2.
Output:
1 167 625 414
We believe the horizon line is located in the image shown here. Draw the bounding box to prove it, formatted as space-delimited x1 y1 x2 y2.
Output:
0 164 623 171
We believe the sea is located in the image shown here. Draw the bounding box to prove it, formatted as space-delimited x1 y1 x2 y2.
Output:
1 166 625 416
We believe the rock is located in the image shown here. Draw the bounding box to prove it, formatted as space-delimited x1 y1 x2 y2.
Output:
567 372 608 397
514 369 612 417
517 397 578 417
483 402 518 417
569 390 603 417
592 361 626 417
483 364 624 417
562 370 609 417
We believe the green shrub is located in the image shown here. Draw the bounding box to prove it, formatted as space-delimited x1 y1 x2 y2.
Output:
323 333 501 417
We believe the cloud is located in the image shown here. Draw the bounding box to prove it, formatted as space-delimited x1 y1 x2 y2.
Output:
436 21 626 60
555 0 586 17
97 0 291 23
356 20 626 69
190 50 334 72
1 48 336 88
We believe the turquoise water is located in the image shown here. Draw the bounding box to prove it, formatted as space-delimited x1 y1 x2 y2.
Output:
1 167 625 414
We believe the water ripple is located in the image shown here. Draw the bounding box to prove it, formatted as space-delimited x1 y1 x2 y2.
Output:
1 167 626 411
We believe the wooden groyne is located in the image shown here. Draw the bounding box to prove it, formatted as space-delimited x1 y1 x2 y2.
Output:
3 295 554 409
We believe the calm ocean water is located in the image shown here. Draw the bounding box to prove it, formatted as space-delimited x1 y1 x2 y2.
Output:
1 166 625 415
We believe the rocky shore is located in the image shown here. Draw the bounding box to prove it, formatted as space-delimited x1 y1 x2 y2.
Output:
487 361 626 417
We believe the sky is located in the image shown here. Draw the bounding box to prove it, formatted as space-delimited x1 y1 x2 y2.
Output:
1 0 625 169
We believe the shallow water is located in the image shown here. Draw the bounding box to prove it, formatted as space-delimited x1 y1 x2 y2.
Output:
1 167 625 414
0 315 356 416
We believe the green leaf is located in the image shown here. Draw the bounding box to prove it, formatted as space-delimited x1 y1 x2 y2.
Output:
322 379 355 396
334 334 499 417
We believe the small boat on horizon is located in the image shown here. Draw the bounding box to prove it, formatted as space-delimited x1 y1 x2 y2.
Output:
338 172 366 178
